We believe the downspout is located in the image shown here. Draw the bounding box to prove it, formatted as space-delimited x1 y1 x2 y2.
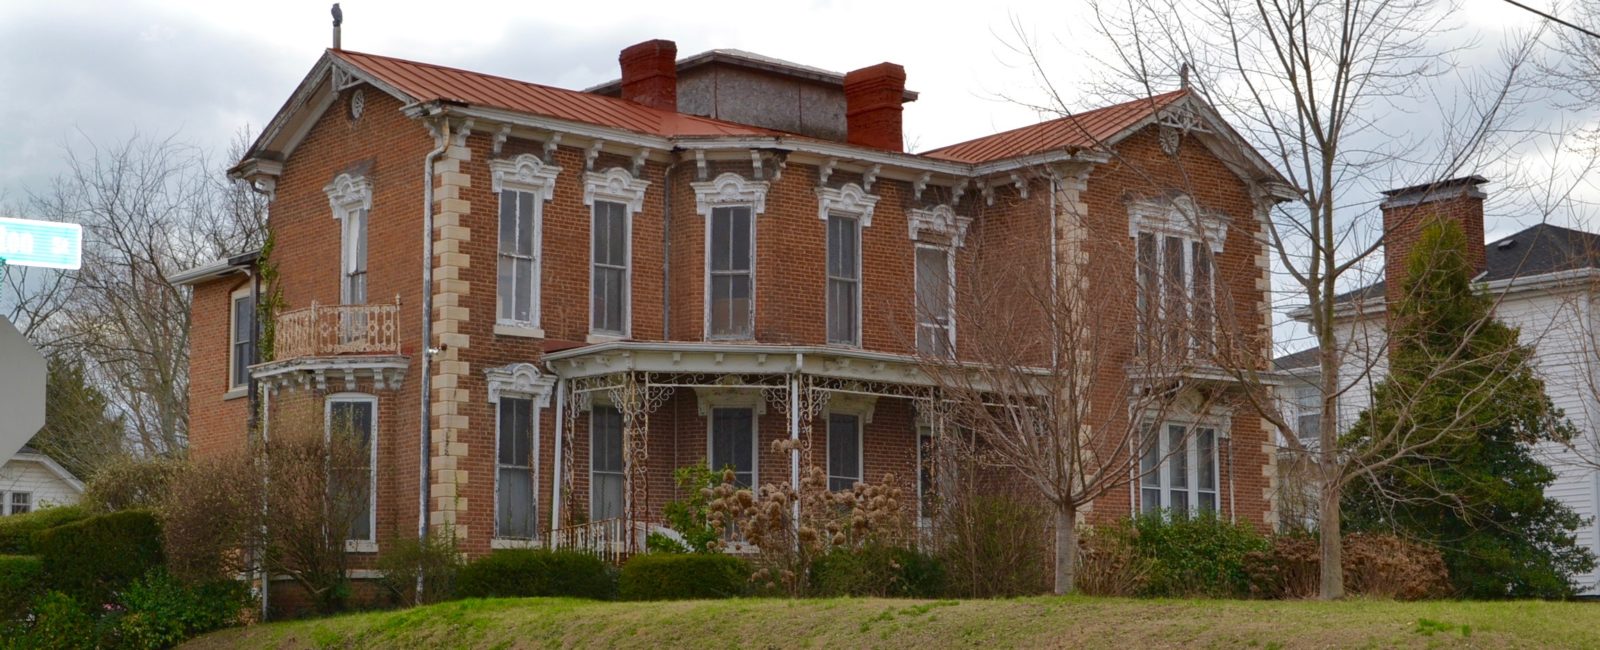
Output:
419 116 450 553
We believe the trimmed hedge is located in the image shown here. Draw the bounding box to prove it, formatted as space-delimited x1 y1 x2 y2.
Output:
811 546 946 598
619 553 749 600
37 509 163 607
1129 513 1269 598
0 506 86 554
0 555 42 621
455 549 616 600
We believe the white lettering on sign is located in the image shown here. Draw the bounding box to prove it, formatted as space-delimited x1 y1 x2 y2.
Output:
0 226 34 256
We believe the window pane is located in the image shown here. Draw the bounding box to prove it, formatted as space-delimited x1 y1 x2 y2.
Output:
1167 425 1188 490
828 414 861 492
1198 492 1216 514
916 247 950 317
353 210 368 274
1137 232 1157 350
498 256 515 321
607 202 627 264
1141 488 1162 515
711 208 732 271
730 208 751 271
8 493 30 516
1140 426 1159 487
517 192 535 256
329 400 374 542
497 467 535 538
591 407 623 473
1198 428 1216 491
499 190 518 254
1163 236 1185 351
514 258 534 322
710 276 732 335
711 408 754 487
592 474 624 521
1192 242 1213 351
232 295 253 387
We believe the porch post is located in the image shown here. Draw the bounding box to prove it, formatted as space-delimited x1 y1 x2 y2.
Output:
788 370 801 524
551 376 565 534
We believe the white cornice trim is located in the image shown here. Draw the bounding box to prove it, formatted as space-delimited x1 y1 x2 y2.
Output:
485 362 555 406
1127 194 1228 252
816 183 879 227
583 167 650 214
691 172 769 217
490 153 561 196
908 204 972 247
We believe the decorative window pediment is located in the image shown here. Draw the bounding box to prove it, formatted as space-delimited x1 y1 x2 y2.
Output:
491 154 561 197
1127 194 1228 252
908 204 972 248
692 381 768 417
823 391 878 425
692 172 769 217
324 173 372 215
816 183 879 227
485 362 555 406
584 167 650 214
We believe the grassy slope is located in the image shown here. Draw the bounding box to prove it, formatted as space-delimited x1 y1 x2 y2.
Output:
188 596 1600 649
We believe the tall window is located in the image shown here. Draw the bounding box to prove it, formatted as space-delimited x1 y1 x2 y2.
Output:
590 406 624 521
827 215 860 345
340 207 368 306
827 414 862 491
709 407 755 488
327 396 376 544
1136 232 1214 357
591 200 629 336
1140 423 1219 517
915 246 953 356
7 493 30 516
497 397 537 539
1292 384 1322 446
498 189 541 327
229 288 255 391
708 206 754 339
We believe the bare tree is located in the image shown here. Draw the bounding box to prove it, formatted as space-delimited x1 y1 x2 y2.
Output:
919 205 1228 594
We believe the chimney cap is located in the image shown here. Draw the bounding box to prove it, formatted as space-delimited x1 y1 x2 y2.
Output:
1380 175 1488 198
1379 175 1488 210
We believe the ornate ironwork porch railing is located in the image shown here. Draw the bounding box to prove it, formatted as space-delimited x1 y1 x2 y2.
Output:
272 297 401 361
548 516 662 565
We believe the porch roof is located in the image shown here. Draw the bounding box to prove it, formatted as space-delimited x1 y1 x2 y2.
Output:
541 341 942 386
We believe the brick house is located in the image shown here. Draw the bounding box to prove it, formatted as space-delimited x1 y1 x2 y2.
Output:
177 39 1293 583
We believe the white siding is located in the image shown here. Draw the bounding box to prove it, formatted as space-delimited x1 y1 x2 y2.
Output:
1328 286 1600 594
0 457 82 512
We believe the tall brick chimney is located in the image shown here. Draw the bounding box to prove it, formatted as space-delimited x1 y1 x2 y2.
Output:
843 63 907 152
1380 175 1488 308
619 39 678 112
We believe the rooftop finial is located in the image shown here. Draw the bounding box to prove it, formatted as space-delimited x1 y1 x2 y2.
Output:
1179 62 1191 90
331 3 343 50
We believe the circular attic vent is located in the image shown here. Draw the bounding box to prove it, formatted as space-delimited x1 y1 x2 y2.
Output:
348 89 366 122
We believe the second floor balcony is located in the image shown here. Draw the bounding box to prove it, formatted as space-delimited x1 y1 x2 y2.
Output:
253 297 408 392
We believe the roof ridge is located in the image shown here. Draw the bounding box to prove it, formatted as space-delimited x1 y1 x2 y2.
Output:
923 89 1188 156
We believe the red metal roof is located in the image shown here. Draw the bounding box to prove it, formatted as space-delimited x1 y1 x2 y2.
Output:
922 90 1189 163
332 49 781 139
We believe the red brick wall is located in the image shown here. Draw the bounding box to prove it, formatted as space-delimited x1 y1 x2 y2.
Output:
187 276 252 457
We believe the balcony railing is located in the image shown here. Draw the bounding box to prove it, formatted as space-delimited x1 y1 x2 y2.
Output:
272 298 401 361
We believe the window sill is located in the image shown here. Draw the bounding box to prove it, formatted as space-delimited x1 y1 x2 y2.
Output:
223 387 247 401
344 540 378 553
495 323 546 339
491 537 543 550
586 333 626 344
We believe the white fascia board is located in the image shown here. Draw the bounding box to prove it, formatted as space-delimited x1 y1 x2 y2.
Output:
1298 268 1600 325
169 258 250 287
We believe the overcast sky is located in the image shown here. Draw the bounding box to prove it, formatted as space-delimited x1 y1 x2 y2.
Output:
0 0 1583 353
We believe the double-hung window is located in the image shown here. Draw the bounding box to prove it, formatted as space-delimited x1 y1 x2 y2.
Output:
327 395 377 546
826 214 861 345
709 407 756 488
1135 233 1215 357
229 287 255 392
496 397 537 539
340 207 368 307
1139 423 1219 517
590 406 624 521
915 245 953 356
827 413 862 491
591 200 629 336
708 207 754 339
498 189 541 327
6 493 30 516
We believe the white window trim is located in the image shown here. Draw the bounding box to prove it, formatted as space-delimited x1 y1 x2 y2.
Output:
325 173 372 307
908 204 969 355
1140 418 1224 516
487 363 554 542
6 492 31 516
913 243 957 356
704 405 760 488
826 412 865 491
491 154 561 332
585 167 648 339
820 183 875 348
227 285 254 398
693 173 768 341
589 405 626 522
1126 194 1228 249
325 392 379 552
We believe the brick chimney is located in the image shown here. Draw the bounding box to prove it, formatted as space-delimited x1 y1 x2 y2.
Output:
844 63 907 152
1380 175 1488 308
619 39 678 111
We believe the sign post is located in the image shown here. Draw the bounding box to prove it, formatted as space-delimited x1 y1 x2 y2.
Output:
0 217 82 270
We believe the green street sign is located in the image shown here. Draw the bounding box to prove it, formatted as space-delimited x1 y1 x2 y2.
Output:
0 217 82 270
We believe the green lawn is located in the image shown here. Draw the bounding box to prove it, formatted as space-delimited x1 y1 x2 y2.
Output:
186 596 1599 649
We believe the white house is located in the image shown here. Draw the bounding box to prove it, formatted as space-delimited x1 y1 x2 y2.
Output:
1301 175 1600 595
0 447 84 514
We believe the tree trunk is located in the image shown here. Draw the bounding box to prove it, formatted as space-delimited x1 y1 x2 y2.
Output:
1318 478 1345 599
1054 502 1078 595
